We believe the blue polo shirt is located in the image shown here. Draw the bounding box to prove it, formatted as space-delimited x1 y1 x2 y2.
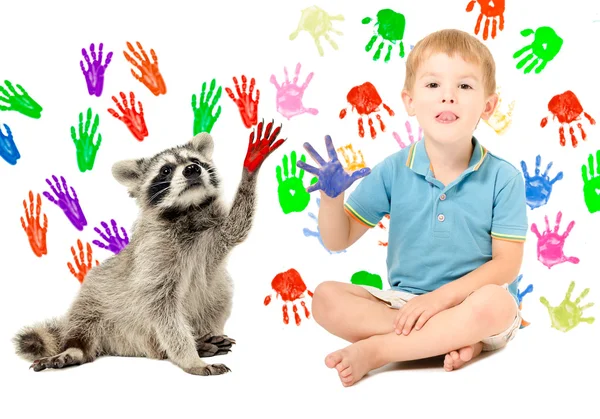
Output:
343 137 528 302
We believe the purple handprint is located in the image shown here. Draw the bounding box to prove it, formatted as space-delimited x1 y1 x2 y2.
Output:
393 120 422 149
80 43 113 97
297 135 371 198
92 219 129 254
270 63 319 120
531 211 579 269
43 175 87 231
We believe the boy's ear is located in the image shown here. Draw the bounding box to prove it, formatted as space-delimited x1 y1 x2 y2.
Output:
189 132 214 159
112 159 145 195
401 89 416 116
481 93 499 120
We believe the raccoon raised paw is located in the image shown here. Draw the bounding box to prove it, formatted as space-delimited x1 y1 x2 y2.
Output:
30 350 83 372
196 334 236 357
185 363 231 376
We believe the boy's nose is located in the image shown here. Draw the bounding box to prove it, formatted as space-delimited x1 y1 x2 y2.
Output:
442 98 455 103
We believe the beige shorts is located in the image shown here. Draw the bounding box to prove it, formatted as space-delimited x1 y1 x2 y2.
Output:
360 283 522 352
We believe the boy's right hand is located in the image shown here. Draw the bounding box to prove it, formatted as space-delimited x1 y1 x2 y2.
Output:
296 135 371 198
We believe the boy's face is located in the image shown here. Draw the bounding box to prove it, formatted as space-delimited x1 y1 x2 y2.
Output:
401 52 498 146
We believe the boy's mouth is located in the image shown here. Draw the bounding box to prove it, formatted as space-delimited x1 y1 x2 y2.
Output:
436 111 459 123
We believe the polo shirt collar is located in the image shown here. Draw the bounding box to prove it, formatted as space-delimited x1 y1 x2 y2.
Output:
405 136 487 176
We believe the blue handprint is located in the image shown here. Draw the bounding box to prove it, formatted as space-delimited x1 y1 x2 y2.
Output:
92 219 129 254
0 123 20 165
515 274 534 329
303 197 346 254
297 134 371 198
43 175 87 231
521 155 563 209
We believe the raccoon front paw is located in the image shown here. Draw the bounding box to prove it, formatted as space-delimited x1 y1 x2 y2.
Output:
196 334 236 357
30 351 81 372
185 363 231 376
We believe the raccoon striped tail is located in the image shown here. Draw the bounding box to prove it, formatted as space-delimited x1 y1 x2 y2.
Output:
13 317 64 362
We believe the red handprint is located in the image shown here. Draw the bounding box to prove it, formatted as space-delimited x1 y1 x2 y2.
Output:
108 91 149 142
466 0 505 40
244 119 286 173
377 214 391 246
20 190 48 257
123 41 167 96
68 239 99 284
225 75 260 128
264 268 313 326
339 81 394 139
540 90 596 148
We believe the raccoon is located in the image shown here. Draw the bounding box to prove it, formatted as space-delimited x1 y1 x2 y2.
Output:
13 127 282 375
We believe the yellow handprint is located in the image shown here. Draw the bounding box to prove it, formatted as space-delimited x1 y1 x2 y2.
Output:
484 87 515 135
337 143 366 172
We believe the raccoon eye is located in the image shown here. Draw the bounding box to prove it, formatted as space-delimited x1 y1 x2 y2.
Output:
160 165 172 176
190 158 201 165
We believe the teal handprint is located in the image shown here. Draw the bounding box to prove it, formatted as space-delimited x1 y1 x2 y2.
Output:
276 150 311 214
71 108 102 172
513 26 563 74
540 281 595 333
0 80 43 119
362 9 406 62
582 150 600 214
192 78 222 135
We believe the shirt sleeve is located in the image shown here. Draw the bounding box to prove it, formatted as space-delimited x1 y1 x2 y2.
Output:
491 172 528 242
343 158 392 228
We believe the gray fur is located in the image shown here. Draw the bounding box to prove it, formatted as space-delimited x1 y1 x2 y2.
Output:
13 132 259 375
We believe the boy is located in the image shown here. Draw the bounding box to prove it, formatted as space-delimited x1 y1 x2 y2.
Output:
297 29 527 387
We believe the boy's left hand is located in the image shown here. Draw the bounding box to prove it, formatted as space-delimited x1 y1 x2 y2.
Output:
393 289 455 335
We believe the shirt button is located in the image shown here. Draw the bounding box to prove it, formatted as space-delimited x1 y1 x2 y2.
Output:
437 214 445 222
440 193 446 201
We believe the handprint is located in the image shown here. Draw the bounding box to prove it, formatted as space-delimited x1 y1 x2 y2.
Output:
513 26 563 74
92 219 130 255
71 108 102 172
540 90 595 148
393 120 422 149
43 175 87 231
67 239 99 284
376 214 391 246
192 78 222 135
289 6 344 57
270 63 318 120
303 198 346 254
515 274 533 328
296 134 371 198
0 123 20 165
362 9 407 62
340 82 394 139
123 41 166 96
80 42 113 97
520 155 563 209
466 0 505 40
350 270 383 289
225 75 260 128
20 191 48 257
108 91 148 141
244 119 286 173
540 281 595 332
0 80 43 119
276 150 311 214
483 88 515 134
582 150 600 214
337 143 366 172
531 211 579 269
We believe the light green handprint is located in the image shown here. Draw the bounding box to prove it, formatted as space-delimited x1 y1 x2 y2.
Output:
362 9 406 62
582 150 600 214
351 270 383 289
276 150 311 214
71 108 102 173
192 78 222 135
540 281 595 332
0 80 43 119
513 26 563 74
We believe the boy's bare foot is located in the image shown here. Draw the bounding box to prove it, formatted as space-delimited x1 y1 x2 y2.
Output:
325 338 383 387
443 342 483 371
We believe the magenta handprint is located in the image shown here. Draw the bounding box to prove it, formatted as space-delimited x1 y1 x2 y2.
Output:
393 120 422 148
92 219 129 254
531 211 579 269
43 175 87 231
270 63 318 120
80 43 113 97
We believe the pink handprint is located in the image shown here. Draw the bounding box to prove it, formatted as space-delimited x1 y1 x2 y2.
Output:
270 63 319 120
393 120 422 148
531 211 580 269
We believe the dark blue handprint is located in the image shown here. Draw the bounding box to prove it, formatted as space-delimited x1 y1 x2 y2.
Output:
515 274 534 329
0 123 20 165
80 43 113 97
92 219 129 254
297 134 371 198
303 197 346 254
43 175 87 231
521 155 563 209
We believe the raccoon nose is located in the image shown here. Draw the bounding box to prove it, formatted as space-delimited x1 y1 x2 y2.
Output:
183 163 201 179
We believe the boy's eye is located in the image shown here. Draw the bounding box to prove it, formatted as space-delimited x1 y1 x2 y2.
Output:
426 83 439 88
459 84 472 89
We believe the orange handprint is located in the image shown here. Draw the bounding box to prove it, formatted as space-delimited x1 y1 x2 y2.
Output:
225 75 260 128
108 91 149 141
466 0 505 40
337 143 366 172
20 190 48 257
67 239 99 284
123 41 167 96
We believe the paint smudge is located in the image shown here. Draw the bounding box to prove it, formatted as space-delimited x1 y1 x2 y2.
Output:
43 175 87 231
540 281 595 332
270 63 318 120
20 191 48 257
192 78 222 135
339 82 394 139
466 0 505 40
484 88 514 134
289 6 344 57
123 41 166 96
225 75 260 128
0 123 20 165
108 91 148 142
71 108 102 172
520 155 563 209
68 239 99 284
515 274 533 329
582 150 600 214
80 42 113 97
264 268 313 326
350 270 383 289
362 9 406 62
303 197 346 254
276 150 311 214
531 211 579 269
541 90 596 147
513 26 562 74
377 214 391 247
0 80 43 119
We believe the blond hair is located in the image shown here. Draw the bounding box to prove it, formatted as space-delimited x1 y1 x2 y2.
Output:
403 29 496 96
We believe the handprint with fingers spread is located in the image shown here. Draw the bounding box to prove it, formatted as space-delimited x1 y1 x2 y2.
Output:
540 281 595 332
296 134 371 198
513 26 563 74
520 155 563 209
582 150 600 214
226 75 260 128
71 108 102 172
244 119 286 173
541 90 595 148
123 41 166 96
337 143 366 172
289 6 344 57
108 91 148 141
0 80 43 119
20 191 48 257
192 78 222 135
92 219 129 255
276 150 311 214
270 63 318 120
340 82 394 139
362 9 407 62
0 123 20 165
394 120 422 149
68 239 99 284
303 198 346 254
531 211 579 269
466 0 505 40
43 175 87 231
80 42 113 97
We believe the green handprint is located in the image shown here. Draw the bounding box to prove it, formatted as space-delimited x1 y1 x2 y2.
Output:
362 9 406 62
582 150 600 214
0 80 43 119
192 78 222 135
71 108 102 172
540 281 595 333
513 26 563 74
276 150 311 214
351 270 383 289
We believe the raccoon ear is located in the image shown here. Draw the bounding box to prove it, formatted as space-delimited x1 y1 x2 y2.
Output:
112 159 144 190
190 132 214 159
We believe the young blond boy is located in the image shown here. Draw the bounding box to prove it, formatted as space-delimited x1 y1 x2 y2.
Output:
297 29 527 387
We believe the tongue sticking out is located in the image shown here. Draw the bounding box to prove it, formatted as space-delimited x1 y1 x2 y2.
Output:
436 111 458 122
